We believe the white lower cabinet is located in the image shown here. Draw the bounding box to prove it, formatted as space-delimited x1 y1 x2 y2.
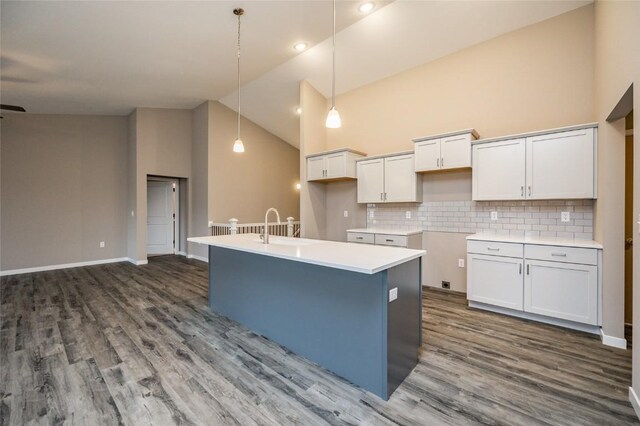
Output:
466 236 601 330
524 260 598 325
467 254 523 311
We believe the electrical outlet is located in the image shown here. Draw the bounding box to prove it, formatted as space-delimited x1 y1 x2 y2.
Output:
561 211 571 222
131 210 135 217
405 211 411 219
441 281 450 289
344 210 349 218
99 241 105 248
458 258 465 268
491 211 498 221
208 220 214 227
389 287 398 302
369 210 375 219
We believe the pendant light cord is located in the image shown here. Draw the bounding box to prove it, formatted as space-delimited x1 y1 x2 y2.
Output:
331 0 336 108
236 10 242 140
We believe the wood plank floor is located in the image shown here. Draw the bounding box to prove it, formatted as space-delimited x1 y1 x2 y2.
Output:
1 255 637 425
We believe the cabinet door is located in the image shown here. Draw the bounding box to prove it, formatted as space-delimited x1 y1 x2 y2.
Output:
441 134 471 169
414 139 441 172
472 138 526 200
307 156 326 181
326 152 347 178
467 254 524 310
384 154 418 202
524 260 598 325
357 159 385 203
526 128 595 199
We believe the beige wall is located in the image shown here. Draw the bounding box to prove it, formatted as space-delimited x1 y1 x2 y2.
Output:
325 181 366 242
1 114 128 270
314 6 595 292
299 81 328 239
592 0 640 411
190 101 211 258
209 101 299 224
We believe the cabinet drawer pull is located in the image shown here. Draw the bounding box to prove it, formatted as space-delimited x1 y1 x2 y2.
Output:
519 263 522 274
385 239 394 242
486 247 500 251
356 237 363 240
551 253 567 257
527 264 530 275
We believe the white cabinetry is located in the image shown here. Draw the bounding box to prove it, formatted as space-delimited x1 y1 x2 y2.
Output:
306 149 366 182
414 129 478 172
356 154 422 203
347 229 422 249
472 124 597 201
466 235 602 332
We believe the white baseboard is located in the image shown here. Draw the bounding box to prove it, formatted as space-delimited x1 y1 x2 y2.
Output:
187 254 208 263
0 257 129 276
127 258 148 266
177 251 187 257
630 387 640 420
600 329 627 349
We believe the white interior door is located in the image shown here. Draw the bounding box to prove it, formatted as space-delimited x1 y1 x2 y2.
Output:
147 181 175 255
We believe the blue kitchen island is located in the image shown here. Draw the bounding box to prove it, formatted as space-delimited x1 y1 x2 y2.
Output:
188 233 425 400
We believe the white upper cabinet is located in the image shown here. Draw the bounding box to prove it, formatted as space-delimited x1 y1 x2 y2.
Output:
472 124 597 201
357 158 385 203
526 128 595 199
306 149 366 182
357 154 422 203
414 130 478 172
473 138 526 200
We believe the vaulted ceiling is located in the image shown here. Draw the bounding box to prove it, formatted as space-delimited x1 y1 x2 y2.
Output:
1 1 591 148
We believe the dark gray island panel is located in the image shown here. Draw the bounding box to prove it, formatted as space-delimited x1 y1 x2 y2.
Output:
208 245 422 400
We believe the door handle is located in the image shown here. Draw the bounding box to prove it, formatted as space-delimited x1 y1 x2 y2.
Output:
626 238 633 250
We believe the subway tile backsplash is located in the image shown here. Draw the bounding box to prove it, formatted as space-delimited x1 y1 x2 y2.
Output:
367 199 594 239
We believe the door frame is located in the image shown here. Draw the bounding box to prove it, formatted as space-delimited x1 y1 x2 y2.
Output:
147 176 180 255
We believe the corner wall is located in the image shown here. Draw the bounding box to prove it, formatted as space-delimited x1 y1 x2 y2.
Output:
593 0 640 417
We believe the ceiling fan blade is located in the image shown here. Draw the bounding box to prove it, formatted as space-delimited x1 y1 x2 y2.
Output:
0 104 26 112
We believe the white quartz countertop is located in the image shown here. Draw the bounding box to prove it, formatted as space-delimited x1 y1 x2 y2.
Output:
347 228 424 236
466 233 603 249
188 233 426 274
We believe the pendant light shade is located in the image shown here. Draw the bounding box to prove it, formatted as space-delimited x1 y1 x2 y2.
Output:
233 8 245 153
233 138 245 153
325 107 341 128
326 0 341 129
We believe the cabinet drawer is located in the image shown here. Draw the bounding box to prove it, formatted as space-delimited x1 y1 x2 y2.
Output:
347 232 374 244
467 240 523 258
525 245 598 265
375 234 408 247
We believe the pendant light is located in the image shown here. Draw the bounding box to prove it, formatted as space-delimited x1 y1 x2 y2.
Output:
325 0 341 128
232 8 245 153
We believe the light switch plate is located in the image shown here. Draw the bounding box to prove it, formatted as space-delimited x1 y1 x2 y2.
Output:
99 241 105 248
405 211 411 219
561 211 571 222
389 287 398 302
208 220 214 227
458 258 465 268
344 210 349 218
491 211 498 221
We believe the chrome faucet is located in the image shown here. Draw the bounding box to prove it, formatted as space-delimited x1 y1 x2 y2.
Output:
263 208 281 244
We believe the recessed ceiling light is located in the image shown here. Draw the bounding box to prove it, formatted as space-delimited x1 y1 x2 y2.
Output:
358 2 375 13
293 42 308 52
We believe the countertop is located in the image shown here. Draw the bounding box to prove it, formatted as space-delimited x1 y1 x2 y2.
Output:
347 228 424 236
188 233 426 274
466 233 603 249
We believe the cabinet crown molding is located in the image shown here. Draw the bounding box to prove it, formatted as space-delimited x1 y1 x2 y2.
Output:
472 122 598 146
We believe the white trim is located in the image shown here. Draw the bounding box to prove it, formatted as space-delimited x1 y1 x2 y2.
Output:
600 329 627 349
127 258 148 266
469 301 600 335
0 257 129 276
177 251 188 257
627 129 634 136
630 387 640 421
187 254 208 263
